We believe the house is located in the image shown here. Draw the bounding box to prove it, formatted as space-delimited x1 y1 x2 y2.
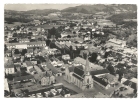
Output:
6 41 46 50
34 65 42 73
19 38 30 43
107 38 126 48
5 50 11 57
14 64 21 72
123 78 137 91
5 60 15 74
23 61 34 72
62 54 70 60
41 62 47 67
93 73 119 89
27 48 33 55
29 68 37 75
84 36 90 41
46 65 62 77
34 71 55 86
32 31 38 36
31 59 38 65
25 53 32 58
13 54 21 60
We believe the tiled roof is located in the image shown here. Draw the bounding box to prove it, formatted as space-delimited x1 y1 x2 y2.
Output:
5 61 14 68
6 41 46 46
90 69 110 76
25 61 33 66
73 67 84 77
93 76 108 87
29 68 36 72
34 72 50 81
68 66 75 72
13 75 34 81
123 80 137 90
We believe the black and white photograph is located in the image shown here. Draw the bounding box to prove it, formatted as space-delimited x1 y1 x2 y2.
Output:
4 3 137 98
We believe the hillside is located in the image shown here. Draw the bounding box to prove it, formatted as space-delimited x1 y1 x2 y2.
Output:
5 4 137 15
5 9 60 15
23 9 60 15
61 4 137 14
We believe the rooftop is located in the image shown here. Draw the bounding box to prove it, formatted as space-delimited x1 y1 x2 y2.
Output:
13 75 34 82
74 57 103 71
25 61 33 66
94 92 109 98
6 41 46 46
5 61 14 68
68 93 85 98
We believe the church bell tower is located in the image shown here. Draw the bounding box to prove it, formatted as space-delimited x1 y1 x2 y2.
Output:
82 52 94 90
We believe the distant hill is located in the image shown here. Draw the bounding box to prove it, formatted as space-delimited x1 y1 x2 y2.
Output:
5 9 60 16
4 4 137 16
61 4 137 14
23 9 60 15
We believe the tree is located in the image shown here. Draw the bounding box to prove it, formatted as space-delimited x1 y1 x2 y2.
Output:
13 33 17 37
15 49 20 54
4 90 10 97
21 49 27 56
73 31 76 34
89 53 98 63
107 64 116 75
67 35 71 38
46 39 51 46
4 44 8 51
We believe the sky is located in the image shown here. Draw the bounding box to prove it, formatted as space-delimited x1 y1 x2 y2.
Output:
4 4 81 11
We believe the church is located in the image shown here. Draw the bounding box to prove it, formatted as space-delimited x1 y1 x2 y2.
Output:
64 54 94 90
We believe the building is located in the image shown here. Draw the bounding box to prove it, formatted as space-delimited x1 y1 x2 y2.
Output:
13 75 34 82
6 41 46 50
19 38 30 43
94 92 109 98
5 60 15 74
5 50 12 57
123 78 137 91
23 61 34 72
34 71 55 86
65 55 94 90
4 78 9 92
107 38 126 48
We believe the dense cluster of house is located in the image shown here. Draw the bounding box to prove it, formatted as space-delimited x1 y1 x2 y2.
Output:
4 13 137 98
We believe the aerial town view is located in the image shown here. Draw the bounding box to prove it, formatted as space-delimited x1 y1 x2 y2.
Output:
4 4 137 98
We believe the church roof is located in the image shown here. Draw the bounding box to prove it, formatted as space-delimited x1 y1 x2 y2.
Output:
72 73 83 81
68 66 75 72
73 67 84 77
90 69 110 76
68 65 84 72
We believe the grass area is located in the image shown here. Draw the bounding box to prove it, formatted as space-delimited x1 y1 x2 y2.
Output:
5 22 28 28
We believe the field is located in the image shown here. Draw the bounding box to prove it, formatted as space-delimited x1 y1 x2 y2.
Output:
4 22 28 28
